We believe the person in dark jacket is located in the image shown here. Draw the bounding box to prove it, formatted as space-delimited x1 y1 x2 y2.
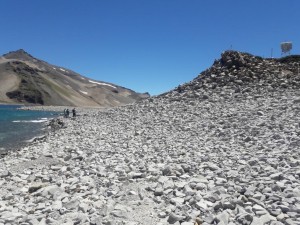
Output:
72 108 76 117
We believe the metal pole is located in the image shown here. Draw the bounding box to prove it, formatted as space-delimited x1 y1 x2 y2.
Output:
271 48 273 58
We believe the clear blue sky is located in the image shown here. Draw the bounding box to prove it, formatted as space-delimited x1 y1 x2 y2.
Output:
0 0 299 95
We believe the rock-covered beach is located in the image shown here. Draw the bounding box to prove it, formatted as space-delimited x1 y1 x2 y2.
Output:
1 51 300 225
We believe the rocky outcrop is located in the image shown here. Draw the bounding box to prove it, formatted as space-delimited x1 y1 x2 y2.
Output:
165 51 300 101
0 51 300 224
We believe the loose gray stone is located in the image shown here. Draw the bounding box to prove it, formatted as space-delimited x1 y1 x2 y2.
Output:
167 213 185 224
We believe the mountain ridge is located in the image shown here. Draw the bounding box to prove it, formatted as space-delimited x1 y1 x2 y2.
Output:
0 49 149 107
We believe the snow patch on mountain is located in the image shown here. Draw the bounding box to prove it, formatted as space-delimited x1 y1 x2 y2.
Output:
89 80 116 89
80 90 88 95
60 68 67 73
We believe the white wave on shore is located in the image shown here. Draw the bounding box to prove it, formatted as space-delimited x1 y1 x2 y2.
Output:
12 118 48 123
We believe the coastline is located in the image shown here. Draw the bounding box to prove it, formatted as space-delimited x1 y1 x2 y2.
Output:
0 102 24 106
0 105 106 155
0 105 60 155
0 131 47 157
0 104 106 156
20 105 107 113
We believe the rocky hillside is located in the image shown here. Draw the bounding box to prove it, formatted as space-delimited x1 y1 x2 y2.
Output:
1 51 300 225
164 51 300 100
0 49 149 107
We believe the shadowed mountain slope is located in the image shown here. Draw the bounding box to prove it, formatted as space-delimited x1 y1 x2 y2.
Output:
0 49 149 106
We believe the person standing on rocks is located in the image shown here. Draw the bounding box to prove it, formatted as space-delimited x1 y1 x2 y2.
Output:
72 108 76 117
66 109 70 118
63 109 67 118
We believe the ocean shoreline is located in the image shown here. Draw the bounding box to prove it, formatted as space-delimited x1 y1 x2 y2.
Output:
0 105 61 155
0 104 106 156
0 131 47 156
20 105 107 111
0 118 52 154
0 102 24 106
0 105 106 155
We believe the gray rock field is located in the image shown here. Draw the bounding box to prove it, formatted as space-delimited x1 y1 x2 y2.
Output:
1 51 300 225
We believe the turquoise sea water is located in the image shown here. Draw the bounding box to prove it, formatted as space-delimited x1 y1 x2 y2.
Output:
0 105 57 151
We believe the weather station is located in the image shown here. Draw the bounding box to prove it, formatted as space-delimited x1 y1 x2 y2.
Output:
280 42 292 56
